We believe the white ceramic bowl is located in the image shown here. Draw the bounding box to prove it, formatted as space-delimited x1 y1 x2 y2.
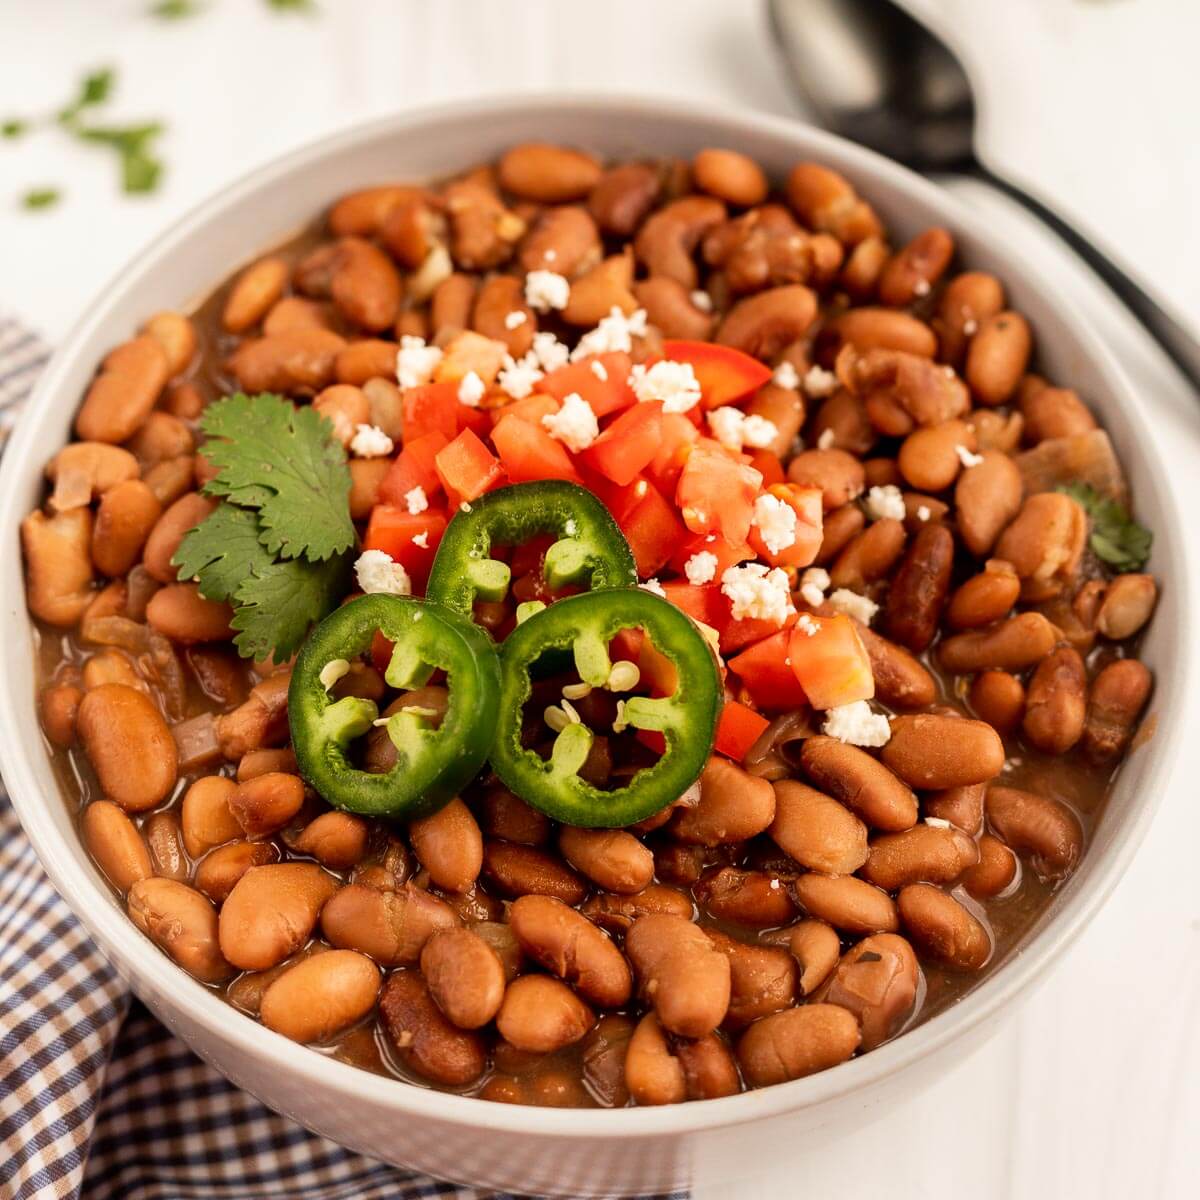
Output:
0 95 1186 1197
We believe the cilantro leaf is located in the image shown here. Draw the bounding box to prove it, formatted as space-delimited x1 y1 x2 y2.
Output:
21 188 60 210
2 119 26 139
58 68 115 126
199 393 354 563
232 551 352 663
171 503 276 601
150 0 204 16
77 123 166 194
266 0 319 12
1057 482 1153 573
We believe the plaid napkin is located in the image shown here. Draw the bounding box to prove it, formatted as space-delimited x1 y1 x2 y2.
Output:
0 315 681 1200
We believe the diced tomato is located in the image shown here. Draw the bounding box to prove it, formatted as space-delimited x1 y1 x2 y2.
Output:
676 444 762 545
581 401 663 486
635 729 667 755
541 351 636 419
363 505 448 591
749 449 785 487
370 630 394 673
489 393 559 427
638 633 677 698
714 701 770 762
719 609 799 656
619 482 686 578
662 340 772 409
668 532 753 578
434 429 506 504
580 471 649 526
748 484 824 569
402 383 461 443
727 630 809 712
509 533 556 579
491 414 583 484
660 580 725 628
457 405 492 439
610 627 643 665
645 412 700 492
787 613 875 710
378 430 448 506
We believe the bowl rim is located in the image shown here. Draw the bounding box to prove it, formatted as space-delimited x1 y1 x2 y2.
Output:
0 89 1188 1141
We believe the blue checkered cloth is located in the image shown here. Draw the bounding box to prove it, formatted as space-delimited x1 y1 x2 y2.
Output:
0 314 682 1200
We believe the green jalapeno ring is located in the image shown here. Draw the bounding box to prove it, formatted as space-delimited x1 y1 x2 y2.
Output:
490 588 722 828
288 594 501 819
425 480 637 621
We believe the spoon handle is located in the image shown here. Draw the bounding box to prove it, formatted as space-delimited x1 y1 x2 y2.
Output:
973 165 1200 391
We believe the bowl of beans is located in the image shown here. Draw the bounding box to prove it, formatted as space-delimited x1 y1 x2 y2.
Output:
0 95 1185 1196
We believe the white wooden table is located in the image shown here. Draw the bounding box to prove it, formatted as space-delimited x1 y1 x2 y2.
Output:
1 2 1197 1197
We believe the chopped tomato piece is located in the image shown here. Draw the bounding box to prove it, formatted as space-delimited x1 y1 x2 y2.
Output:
635 729 667 755
610 627 643 665
714 701 770 762
788 613 875 709
433 429 506 504
727 630 809 711
363 505 448 592
676 444 762 545
509 533 556 579
370 630 394 674
580 471 649 526
749 449 785 487
490 393 559 427
662 340 773 410
719 609 799 656
541 351 636 419
638 632 677 698
748 484 824 569
668 532 753 579
619 482 686 578
660 580 725 628
645 412 700 492
402 383 461 444
580 400 663 486
378 431 447 506
491 414 583 484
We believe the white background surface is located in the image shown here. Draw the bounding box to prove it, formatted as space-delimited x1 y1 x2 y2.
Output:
1 2 1198 1198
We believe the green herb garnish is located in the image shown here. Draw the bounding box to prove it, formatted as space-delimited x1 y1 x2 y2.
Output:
1057 481 1152 573
57 68 115 126
77 123 165 194
266 0 319 12
149 0 204 16
173 393 356 663
21 188 61 210
2 119 27 139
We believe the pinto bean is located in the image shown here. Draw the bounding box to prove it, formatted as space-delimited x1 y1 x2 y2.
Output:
786 162 881 243
956 450 1024 558
21 509 94 626
840 234 890 297
579 884 695 934
966 311 1031 404
408 798 483 894
815 502 866 564
634 276 715 341
478 787 551 846
769 780 868 874
705 929 797 1029
380 969 486 1086
896 419 973 492
509 894 632 1008
717 284 819 360
626 913 730 1038
898 884 991 971
829 518 906 590
140 812 187 883
624 1012 686 1106
320 881 458 965
737 1005 860 1086
127 877 232 983
498 143 602 202
328 237 403 331
263 296 335 335
862 824 979 891
226 328 346 395
675 1033 741 1100
815 933 919 1050
883 523 953 652
218 863 338 970
41 683 82 748
934 271 1005 363
558 826 654 894
636 195 726 290
180 776 240 858
419 928 506 1029
947 560 1020 629
924 783 986 835
939 612 1059 673
497 974 594 1053
228 771 304 838
669 755 776 846
519 204 602 277
1020 384 1097 444
143 492 216 583
986 787 1083 882
291 811 369 870
91 481 161 578
82 800 152 894
963 834 1018 899
76 336 170 443
1096 575 1157 640
77 684 176 812
127 411 194 469
810 389 877 456
882 715 1004 789
260 950 380 1044
853 622 937 709
787 448 865 511
223 256 289 333
970 669 1026 734
143 455 195 507
482 841 587 904
146 583 234 644
194 840 278 904
878 228 954 307
995 492 1087 600
588 162 660 236
830 308 936 357
799 736 918 832
695 867 798 927
1084 658 1152 762
791 874 899 934
692 148 768 207
782 919 841 995
1023 646 1087 754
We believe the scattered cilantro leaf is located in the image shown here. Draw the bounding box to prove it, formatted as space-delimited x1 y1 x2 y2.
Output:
198 393 355 563
150 0 204 16
21 188 60 210
267 0 319 11
232 551 352 663
2 119 26 139
1057 482 1152 573
77 122 166 194
58 67 115 126
171 503 276 602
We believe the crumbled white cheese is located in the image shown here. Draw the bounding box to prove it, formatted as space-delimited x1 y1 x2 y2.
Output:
541 392 598 452
913 278 931 297
864 484 906 522
572 307 647 360
532 331 570 372
396 335 443 389
924 816 953 829
817 428 836 450
772 361 800 390
823 700 891 747
639 578 666 598
354 549 412 596
962 318 978 336
318 658 351 691
630 359 702 414
752 493 798 555
590 360 608 382
720 562 794 625
795 612 820 637
827 587 879 625
524 269 570 312
412 531 429 548
803 365 839 398
457 370 486 407
742 415 778 448
684 551 719 585
349 424 394 458
543 248 557 262
497 352 544 400
404 486 428 516
690 290 714 313
955 444 984 469
916 504 932 522
707 406 778 452
799 566 830 609
504 310 528 330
